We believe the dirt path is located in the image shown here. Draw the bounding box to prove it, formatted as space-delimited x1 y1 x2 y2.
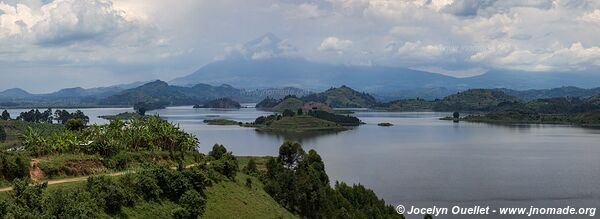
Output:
0 163 199 193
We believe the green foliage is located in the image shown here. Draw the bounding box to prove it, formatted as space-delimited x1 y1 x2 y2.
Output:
196 98 241 109
265 141 403 219
282 109 295 117
0 165 217 218
64 118 85 131
209 144 227 160
17 108 53 123
176 189 206 219
453 112 460 119
41 189 97 218
54 109 89 125
244 158 258 175
87 175 135 214
307 110 362 126
301 85 377 108
0 126 5 142
211 152 239 180
21 116 199 157
0 153 29 181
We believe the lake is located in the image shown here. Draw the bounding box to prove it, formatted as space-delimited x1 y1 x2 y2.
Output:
7 106 600 218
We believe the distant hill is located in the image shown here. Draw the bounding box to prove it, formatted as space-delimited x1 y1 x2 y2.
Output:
433 89 520 111
498 86 600 100
0 88 32 99
99 80 241 106
301 86 377 108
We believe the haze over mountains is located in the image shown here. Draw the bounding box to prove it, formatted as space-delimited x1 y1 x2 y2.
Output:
3 33 600 106
170 34 600 99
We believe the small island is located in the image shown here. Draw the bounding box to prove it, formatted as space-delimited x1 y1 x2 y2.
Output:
377 122 393 127
98 112 144 120
194 97 241 109
203 119 240 125
250 109 362 132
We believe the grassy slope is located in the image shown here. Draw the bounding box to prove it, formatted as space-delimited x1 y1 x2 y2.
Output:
201 173 296 219
259 115 347 132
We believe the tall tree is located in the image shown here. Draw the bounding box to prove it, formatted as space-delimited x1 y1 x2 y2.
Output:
1 110 10 120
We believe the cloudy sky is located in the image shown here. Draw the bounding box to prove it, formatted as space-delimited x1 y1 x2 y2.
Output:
1 0 600 93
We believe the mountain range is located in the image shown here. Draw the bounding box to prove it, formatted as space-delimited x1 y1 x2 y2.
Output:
3 34 600 106
169 34 600 100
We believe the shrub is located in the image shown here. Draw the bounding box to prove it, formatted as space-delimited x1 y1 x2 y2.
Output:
86 176 133 214
0 153 29 181
152 167 192 201
177 189 205 219
208 144 227 160
41 189 98 218
65 118 85 131
244 158 258 175
211 152 238 179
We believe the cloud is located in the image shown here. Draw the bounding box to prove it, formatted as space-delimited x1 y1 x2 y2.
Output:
2 0 600 92
318 37 352 54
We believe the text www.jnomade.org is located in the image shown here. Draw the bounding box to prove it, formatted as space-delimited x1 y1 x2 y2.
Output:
396 205 596 217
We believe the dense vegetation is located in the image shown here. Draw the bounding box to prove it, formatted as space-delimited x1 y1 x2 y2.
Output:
249 109 361 132
194 98 241 109
301 85 377 108
263 141 403 218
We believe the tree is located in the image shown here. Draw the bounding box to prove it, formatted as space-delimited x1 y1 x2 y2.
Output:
136 107 146 116
297 108 303 116
1 110 10 120
278 141 305 169
65 118 85 131
208 144 227 160
244 158 257 175
176 189 205 219
453 112 460 119
282 109 295 117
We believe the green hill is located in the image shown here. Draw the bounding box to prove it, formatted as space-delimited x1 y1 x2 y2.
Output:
301 85 377 108
100 80 241 108
433 89 520 111
271 96 305 112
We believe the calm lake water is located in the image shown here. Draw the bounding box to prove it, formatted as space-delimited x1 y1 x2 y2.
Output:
6 106 600 218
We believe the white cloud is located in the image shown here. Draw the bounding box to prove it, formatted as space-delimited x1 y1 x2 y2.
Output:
318 37 352 54
578 9 600 22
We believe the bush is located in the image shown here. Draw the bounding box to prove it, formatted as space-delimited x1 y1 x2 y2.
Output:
208 144 227 160
152 167 192 201
211 152 238 179
244 158 258 175
41 189 98 218
86 176 134 214
0 153 29 181
177 189 205 219
65 118 85 131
